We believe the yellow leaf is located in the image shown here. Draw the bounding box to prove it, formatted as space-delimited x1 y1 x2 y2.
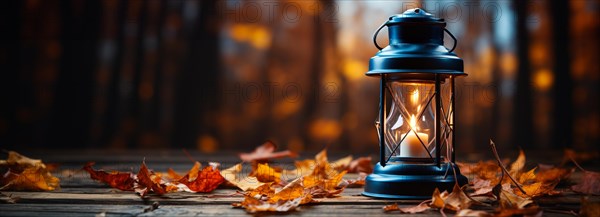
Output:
254 163 281 183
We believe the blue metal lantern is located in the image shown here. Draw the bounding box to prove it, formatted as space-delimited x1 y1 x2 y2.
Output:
362 8 468 199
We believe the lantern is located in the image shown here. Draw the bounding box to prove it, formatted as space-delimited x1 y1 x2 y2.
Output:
362 8 468 199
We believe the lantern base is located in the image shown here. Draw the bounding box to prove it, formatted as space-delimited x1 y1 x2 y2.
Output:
362 162 468 199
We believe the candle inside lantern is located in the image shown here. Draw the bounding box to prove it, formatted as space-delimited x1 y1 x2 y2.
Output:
400 115 429 158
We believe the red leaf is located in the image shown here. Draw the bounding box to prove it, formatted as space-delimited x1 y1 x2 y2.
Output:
239 141 298 162
83 162 134 191
178 164 225 193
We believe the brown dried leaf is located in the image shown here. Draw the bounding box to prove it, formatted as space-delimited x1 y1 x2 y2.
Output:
136 161 167 196
457 161 500 181
499 188 533 209
572 171 600 195
384 202 431 214
349 156 373 174
239 141 298 162
82 162 135 191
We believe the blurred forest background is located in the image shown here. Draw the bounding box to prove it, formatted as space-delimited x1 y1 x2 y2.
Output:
0 0 598 155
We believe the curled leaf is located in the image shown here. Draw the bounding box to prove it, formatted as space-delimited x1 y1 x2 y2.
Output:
0 151 60 191
83 162 135 191
221 163 266 191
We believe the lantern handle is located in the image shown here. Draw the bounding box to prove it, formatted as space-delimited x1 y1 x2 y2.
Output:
372 20 388 51
444 28 457 53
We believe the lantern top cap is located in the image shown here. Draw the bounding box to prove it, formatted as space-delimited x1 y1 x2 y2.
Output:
366 8 466 78
387 8 445 25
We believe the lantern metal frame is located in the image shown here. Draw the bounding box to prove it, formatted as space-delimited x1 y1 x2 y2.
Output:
362 8 468 199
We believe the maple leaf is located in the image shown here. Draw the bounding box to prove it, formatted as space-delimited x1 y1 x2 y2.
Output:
572 170 600 195
0 151 60 191
220 163 267 191
239 141 298 162
178 162 225 193
83 162 135 191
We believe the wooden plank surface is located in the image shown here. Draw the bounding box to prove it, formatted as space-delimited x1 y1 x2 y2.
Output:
0 150 596 216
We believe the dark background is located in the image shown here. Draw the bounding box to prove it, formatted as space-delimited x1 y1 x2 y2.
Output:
0 0 599 155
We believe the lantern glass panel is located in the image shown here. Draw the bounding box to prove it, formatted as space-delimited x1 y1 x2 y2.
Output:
376 79 453 162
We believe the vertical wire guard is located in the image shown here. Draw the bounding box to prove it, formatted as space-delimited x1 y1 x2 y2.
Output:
435 74 441 167
451 76 456 163
379 76 386 167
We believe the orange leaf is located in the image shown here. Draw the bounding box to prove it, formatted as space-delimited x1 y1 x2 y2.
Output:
166 168 182 181
0 167 59 191
0 151 60 191
253 163 281 183
83 162 134 191
239 141 298 162
178 164 225 193
535 164 573 183
136 161 166 196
